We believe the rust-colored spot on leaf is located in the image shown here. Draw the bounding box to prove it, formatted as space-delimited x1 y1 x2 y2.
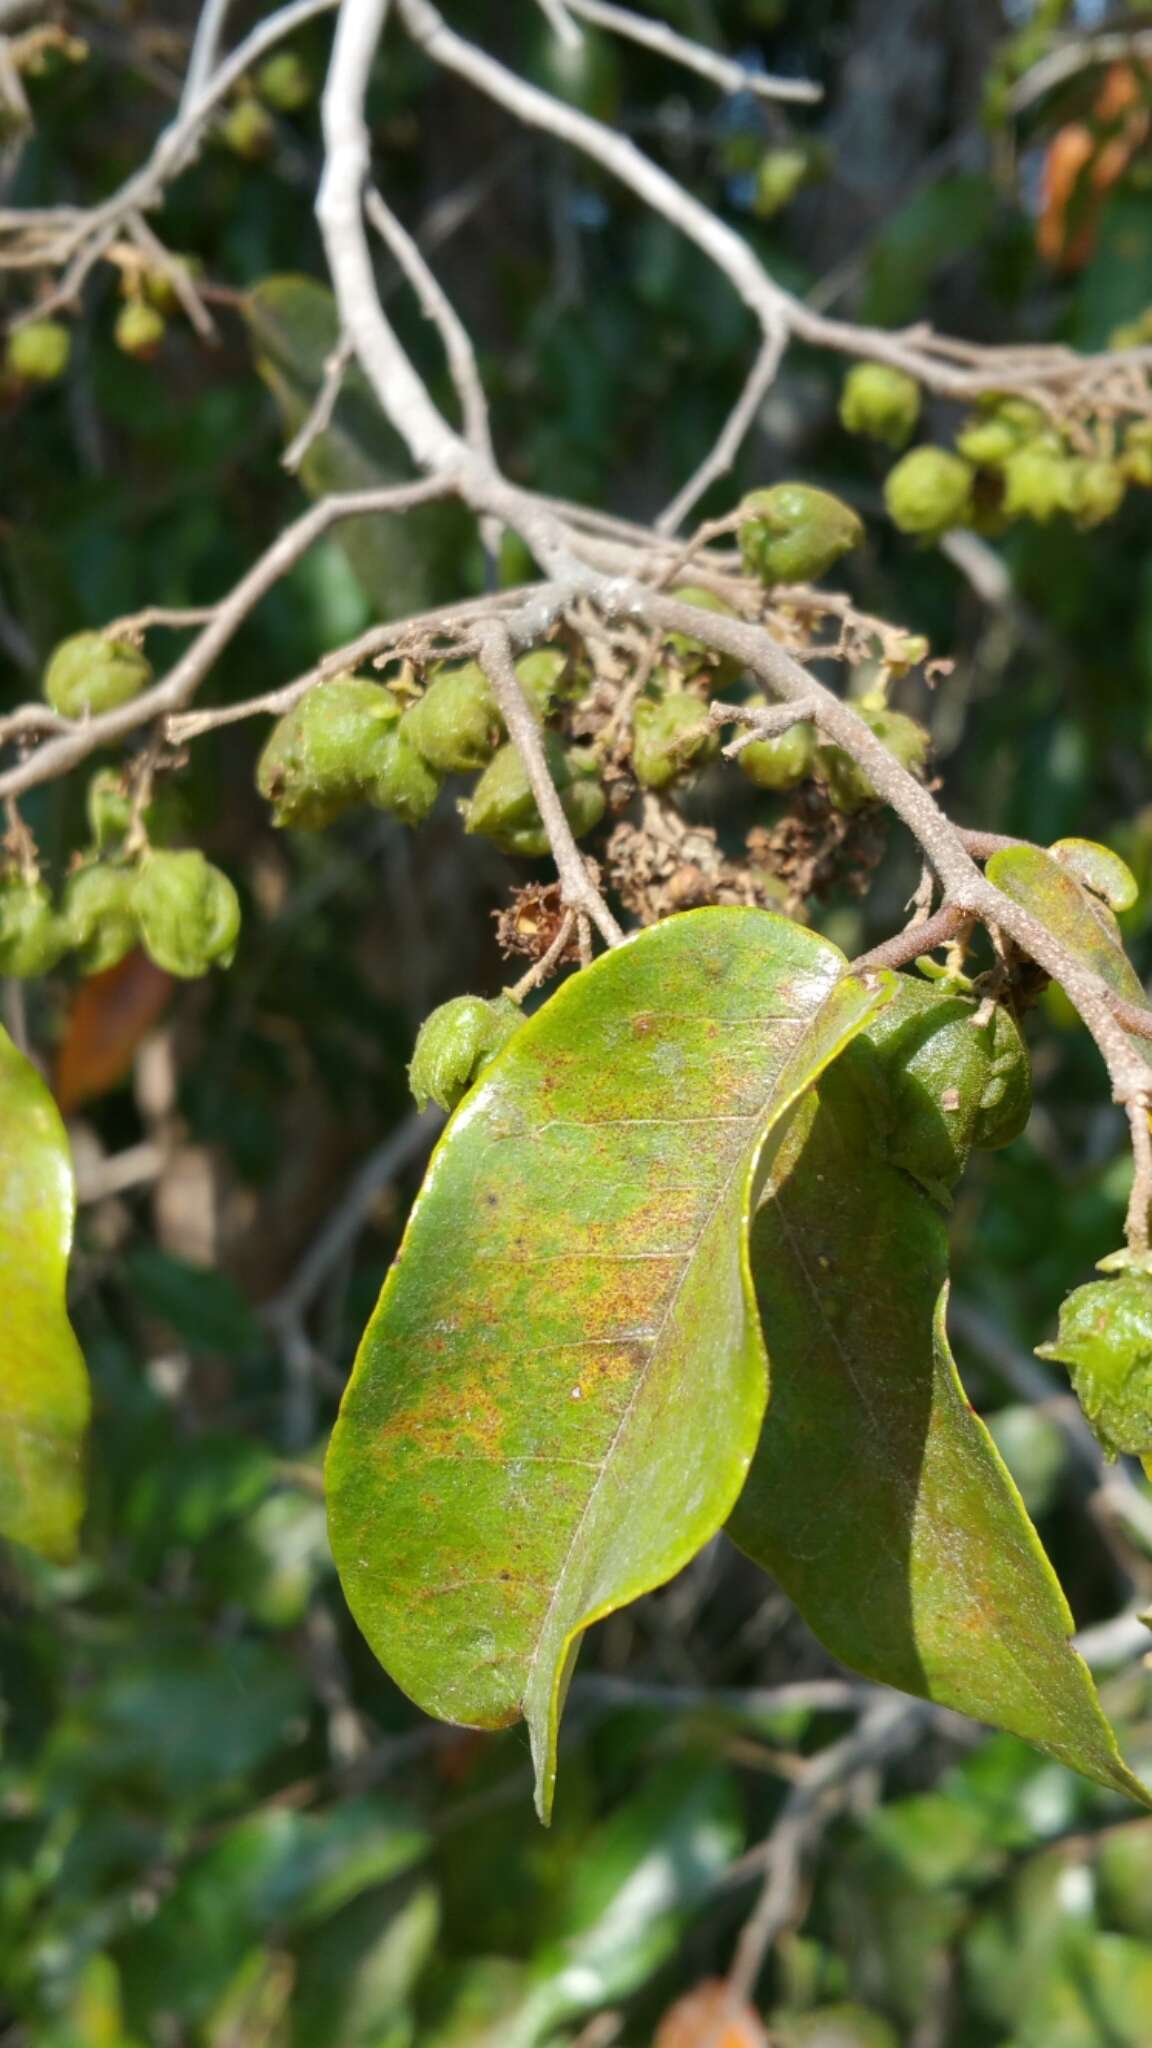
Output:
54 949 175 1115
654 1980 766 2048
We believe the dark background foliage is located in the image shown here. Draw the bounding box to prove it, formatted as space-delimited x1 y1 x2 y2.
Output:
4 2 1152 2042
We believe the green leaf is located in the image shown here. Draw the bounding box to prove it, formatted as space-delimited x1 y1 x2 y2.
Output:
242 277 465 617
728 1031 1152 1809
985 843 1149 1013
327 908 893 1819
0 1024 88 1563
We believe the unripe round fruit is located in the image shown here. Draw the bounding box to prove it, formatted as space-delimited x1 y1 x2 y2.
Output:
955 416 1019 468
738 702 817 791
64 863 139 975
817 705 929 813
839 363 921 449
43 632 153 719
371 727 442 825
464 738 604 857
133 850 240 978
0 880 69 978
867 976 1031 1198
1000 446 1075 523
404 662 501 774
5 318 71 385
884 448 974 536
221 95 276 160
142 254 203 314
408 993 524 1113
631 690 717 790
515 647 572 719
114 301 166 361
256 51 312 112
258 676 402 828
86 770 134 852
738 484 863 586
1066 458 1126 528
752 147 809 218
1037 1272 1152 1461
1122 419 1152 488
664 587 743 687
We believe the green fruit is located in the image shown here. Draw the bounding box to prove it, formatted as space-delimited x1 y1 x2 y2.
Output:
408 993 524 1113
370 727 442 825
1000 446 1075 523
752 147 810 218
404 663 501 774
515 647 574 718
956 397 1048 468
1123 420 1152 488
739 484 863 586
258 676 402 827
1037 1272 1152 1460
86 770 134 852
114 301 166 360
866 975 1031 1200
839 363 921 449
464 738 605 856
884 448 974 536
737 699 817 790
221 95 276 160
631 690 717 790
1066 458 1127 528
5 318 71 384
664 587 743 687
64 864 139 975
0 879 69 978
142 254 203 314
817 705 930 813
43 632 153 719
133 850 240 978
256 51 312 112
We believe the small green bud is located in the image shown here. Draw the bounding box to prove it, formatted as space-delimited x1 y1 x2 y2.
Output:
404 663 501 774
1122 419 1152 489
256 51 313 112
221 95 276 160
370 726 442 825
86 770 134 852
114 301 166 361
631 689 717 790
752 147 810 218
408 993 524 1113
43 632 152 719
884 448 974 536
1037 1273 1152 1461
738 703 817 791
64 864 139 975
839 363 921 450
955 416 1020 468
1000 446 1075 524
0 879 68 978
818 706 930 812
1066 458 1126 529
464 738 604 856
1050 838 1139 914
5 318 71 385
133 850 240 978
258 676 401 828
141 254 203 315
664 587 743 687
738 484 863 586
515 648 574 719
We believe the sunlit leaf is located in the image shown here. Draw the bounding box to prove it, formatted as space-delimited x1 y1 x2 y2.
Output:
328 909 893 1818
728 1030 1152 1808
0 1024 89 1563
986 842 1149 1014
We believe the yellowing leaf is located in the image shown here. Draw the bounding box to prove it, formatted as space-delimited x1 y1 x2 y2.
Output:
0 1025 89 1561
729 1038 1151 1809
327 909 892 1818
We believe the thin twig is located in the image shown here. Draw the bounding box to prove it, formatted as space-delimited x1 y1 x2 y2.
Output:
565 0 823 105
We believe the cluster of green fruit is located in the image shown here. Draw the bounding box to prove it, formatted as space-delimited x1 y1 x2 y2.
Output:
219 51 313 161
3 250 205 390
839 361 1152 537
256 654 603 854
0 772 238 982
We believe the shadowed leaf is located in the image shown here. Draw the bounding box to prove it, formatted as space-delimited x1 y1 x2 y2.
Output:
327 908 892 1818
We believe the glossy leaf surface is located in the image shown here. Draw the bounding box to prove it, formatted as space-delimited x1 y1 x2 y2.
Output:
729 1029 1150 1807
0 1024 88 1561
327 909 891 1817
